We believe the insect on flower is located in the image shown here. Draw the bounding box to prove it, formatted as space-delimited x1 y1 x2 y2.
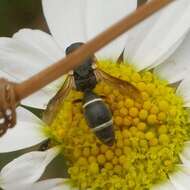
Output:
43 42 140 146
2 1 190 189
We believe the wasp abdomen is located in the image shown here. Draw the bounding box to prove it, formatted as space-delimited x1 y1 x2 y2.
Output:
83 91 115 146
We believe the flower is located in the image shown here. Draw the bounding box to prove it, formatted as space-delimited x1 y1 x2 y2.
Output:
0 0 190 189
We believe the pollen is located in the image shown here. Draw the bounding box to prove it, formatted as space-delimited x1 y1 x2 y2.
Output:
129 107 139 117
45 60 190 190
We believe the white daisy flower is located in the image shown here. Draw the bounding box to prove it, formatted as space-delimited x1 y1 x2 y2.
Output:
1 0 190 189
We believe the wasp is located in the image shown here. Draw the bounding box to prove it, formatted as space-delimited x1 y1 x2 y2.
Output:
43 42 140 146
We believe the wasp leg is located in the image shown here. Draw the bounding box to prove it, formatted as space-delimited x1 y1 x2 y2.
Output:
73 99 82 104
39 139 50 151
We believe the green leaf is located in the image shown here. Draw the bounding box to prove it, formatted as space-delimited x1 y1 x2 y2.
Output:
20 104 44 119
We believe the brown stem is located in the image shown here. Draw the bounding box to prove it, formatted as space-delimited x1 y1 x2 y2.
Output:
14 0 173 102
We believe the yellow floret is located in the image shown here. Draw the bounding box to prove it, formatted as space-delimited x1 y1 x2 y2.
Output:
149 138 158 146
88 156 97 163
122 129 130 138
142 71 152 82
112 157 119 165
114 116 123 126
116 140 123 148
139 139 148 148
139 109 148 120
91 146 99 156
143 101 152 111
150 105 159 114
158 125 168 134
47 60 190 190
137 122 147 131
169 108 177 116
133 118 140 125
115 130 123 139
145 131 155 140
105 162 113 170
78 157 88 166
117 101 124 108
114 165 122 174
103 85 111 95
129 107 139 117
100 144 108 153
159 134 170 144
120 107 128 116
146 83 155 95
97 154 106 165
131 73 141 82
115 148 122 156
83 147 90 157
141 92 149 100
125 98 134 108
159 100 169 112
105 150 114 161
89 162 99 174
147 114 157 125
129 126 138 135
123 146 132 155
158 112 166 121
137 82 146 91
123 117 132 127
124 139 131 146
119 155 126 165
74 149 82 158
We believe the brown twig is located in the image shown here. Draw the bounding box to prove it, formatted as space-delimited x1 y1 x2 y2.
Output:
0 0 174 132
14 0 173 102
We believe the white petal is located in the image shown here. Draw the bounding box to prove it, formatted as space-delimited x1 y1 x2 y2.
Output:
180 141 190 164
42 0 87 52
86 0 137 60
154 31 190 83
0 107 47 153
0 37 52 81
13 29 64 61
152 181 176 190
169 165 190 190
0 70 15 81
124 0 190 70
13 29 65 95
0 31 65 108
176 77 190 107
147 34 186 71
22 90 53 109
0 147 60 189
13 29 65 98
15 178 77 190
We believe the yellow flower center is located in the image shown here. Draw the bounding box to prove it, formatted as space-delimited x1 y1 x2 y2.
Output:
44 60 190 190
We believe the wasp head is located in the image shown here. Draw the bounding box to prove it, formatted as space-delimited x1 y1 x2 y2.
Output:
66 42 95 77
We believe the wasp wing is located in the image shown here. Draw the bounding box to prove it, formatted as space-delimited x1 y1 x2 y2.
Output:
43 76 74 125
95 69 140 100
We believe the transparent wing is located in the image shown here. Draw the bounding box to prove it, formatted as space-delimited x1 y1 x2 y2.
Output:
95 69 140 100
43 76 74 124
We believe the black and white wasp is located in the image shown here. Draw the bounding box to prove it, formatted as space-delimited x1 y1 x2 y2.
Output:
43 42 139 146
